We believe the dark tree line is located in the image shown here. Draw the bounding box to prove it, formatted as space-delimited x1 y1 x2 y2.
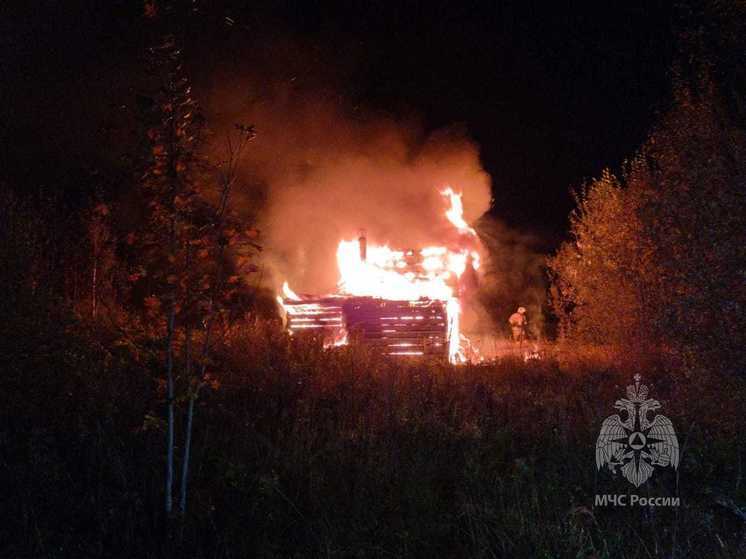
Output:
548 1 746 375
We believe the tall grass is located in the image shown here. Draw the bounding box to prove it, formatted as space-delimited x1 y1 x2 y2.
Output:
1 316 744 558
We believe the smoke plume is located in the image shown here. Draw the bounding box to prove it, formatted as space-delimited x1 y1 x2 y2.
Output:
206 76 491 294
201 43 544 339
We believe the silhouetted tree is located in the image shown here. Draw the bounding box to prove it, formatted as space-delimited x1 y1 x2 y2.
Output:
130 5 260 517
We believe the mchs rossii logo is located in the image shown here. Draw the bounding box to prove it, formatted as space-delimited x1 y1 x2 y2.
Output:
594 375 681 507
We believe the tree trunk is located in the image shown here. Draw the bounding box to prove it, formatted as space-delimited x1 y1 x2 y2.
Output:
178 313 214 515
91 255 98 319
179 393 195 515
177 129 252 516
179 245 194 516
165 299 176 516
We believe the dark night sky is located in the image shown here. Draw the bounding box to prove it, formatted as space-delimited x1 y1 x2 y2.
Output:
1 1 676 245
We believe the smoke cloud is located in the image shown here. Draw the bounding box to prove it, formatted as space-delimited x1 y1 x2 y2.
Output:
201 42 544 339
206 76 491 294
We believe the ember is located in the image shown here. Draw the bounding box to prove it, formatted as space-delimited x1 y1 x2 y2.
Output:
278 187 482 363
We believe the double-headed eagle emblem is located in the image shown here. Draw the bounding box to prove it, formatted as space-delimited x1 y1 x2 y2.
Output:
596 374 680 487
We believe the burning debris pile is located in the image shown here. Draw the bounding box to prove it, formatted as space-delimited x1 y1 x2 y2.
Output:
277 188 482 363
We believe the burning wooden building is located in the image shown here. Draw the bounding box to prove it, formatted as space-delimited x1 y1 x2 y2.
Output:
282 294 449 359
277 187 481 363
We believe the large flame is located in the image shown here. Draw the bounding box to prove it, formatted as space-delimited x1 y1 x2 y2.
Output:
279 186 480 363
442 186 477 236
336 242 456 301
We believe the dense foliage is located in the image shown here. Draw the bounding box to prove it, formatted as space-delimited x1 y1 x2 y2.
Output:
548 87 746 375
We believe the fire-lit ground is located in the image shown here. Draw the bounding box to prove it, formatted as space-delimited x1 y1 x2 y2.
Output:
277 187 488 363
462 335 546 362
4 294 745 558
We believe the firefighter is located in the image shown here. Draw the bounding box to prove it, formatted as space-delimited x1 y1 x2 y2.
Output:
508 306 527 344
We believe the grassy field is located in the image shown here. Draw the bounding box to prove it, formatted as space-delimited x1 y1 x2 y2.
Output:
1 313 744 558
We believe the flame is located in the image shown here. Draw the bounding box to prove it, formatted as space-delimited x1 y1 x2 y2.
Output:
442 186 477 236
446 298 462 363
279 187 480 363
336 241 456 301
282 281 301 301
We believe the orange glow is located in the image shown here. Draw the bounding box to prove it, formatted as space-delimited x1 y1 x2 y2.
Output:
278 187 481 363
